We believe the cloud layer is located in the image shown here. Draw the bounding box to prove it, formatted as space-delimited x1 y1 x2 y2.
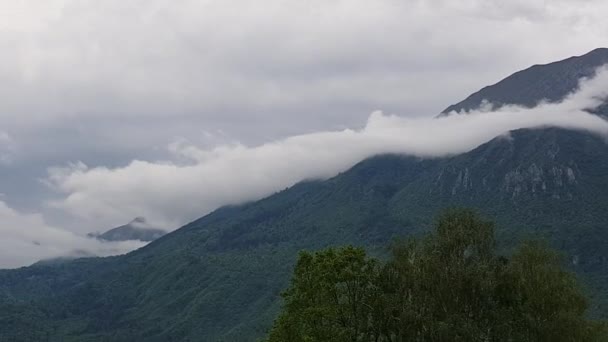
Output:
46 68 608 231
0 132 15 165
1 0 607 218
2 0 608 164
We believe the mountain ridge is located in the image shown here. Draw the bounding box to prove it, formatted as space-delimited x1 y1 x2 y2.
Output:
88 217 167 242
441 47 608 115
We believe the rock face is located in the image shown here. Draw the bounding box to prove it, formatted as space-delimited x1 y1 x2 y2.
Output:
89 217 167 242
428 129 587 201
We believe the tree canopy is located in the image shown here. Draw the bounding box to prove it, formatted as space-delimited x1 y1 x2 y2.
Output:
267 209 607 341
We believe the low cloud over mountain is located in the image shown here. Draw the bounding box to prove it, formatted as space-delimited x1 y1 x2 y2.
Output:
1 64 606 268
47 67 608 232
0 200 145 268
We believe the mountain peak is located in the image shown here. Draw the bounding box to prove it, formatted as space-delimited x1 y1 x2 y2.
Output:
441 48 608 115
130 216 147 225
89 217 166 242
586 47 608 56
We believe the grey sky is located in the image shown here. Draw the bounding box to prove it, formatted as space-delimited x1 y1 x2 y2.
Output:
1 0 607 267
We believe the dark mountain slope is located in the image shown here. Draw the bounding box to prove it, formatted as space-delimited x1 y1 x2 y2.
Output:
1 156 439 341
442 48 608 115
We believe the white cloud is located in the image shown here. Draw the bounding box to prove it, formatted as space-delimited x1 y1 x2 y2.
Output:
1 1 607 144
45 67 608 232
0 200 145 268
1 0 607 216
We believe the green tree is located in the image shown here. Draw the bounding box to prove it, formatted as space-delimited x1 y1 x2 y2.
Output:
500 242 607 341
267 209 607 341
267 246 380 342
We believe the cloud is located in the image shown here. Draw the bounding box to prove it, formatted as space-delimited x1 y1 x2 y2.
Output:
0 132 15 165
0 200 145 268
2 0 608 222
45 67 608 231
1 1 608 155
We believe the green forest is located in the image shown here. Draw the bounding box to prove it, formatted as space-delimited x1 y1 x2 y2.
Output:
267 210 607 342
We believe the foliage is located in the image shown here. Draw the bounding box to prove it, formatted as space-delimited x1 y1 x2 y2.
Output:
268 209 607 342
267 247 380 342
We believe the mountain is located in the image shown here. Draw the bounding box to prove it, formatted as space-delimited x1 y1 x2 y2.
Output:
88 217 167 242
441 47 608 116
1 49 608 341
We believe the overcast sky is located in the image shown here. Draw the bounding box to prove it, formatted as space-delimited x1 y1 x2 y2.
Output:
1 0 608 267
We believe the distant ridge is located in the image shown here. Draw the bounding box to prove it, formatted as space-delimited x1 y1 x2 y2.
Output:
441 48 608 115
88 217 166 242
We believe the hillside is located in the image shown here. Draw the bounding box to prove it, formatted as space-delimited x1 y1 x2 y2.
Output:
1 49 608 341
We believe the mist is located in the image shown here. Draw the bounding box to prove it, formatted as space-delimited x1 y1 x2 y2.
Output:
0 200 145 268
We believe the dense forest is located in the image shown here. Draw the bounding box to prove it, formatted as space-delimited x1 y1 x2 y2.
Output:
267 210 607 341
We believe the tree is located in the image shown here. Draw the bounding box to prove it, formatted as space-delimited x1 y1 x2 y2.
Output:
267 246 380 342
267 209 607 341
